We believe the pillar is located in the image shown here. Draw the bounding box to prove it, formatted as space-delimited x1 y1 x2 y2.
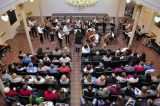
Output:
0 79 6 98
38 0 44 23
19 4 34 53
128 5 142 48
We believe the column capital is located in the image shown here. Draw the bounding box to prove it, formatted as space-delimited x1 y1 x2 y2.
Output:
136 5 142 12
18 3 24 10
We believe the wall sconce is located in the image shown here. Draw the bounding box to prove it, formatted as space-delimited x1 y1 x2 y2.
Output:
1 13 9 22
25 0 34 3
126 0 131 3
154 15 160 23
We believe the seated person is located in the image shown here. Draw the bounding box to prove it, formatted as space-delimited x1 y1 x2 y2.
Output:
37 62 49 72
96 87 110 97
62 47 71 56
83 74 94 84
16 65 26 72
11 73 22 83
94 62 104 72
109 82 121 95
59 63 71 74
44 47 52 55
127 74 139 83
58 88 70 103
27 63 37 73
20 85 31 96
1 70 12 81
48 64 59 73
60 75 70 84
92 51 102 61
43 54 51 63
52 57 60 63
116 72 127 83
102 54 112 62
124 62 135 72
147 84 158 96
107 73 118 84
152 74 160 82
22 54 32 64
83 64 94 73
95 75 106 86
134 61 145 72
144 61 155 73
128 53 139 61
81 86 96 106
44 87 58 99
45 75 57 84
37 48 44 55
52 47 62 55
141 73 152 83
35 76 45 84
23 75 35 84
4 87 18 97
59 54 71 63
82 44 90 54
121 84 134 97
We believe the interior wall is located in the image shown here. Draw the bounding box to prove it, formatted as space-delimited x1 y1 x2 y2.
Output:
138 7 160 45
0 6 20 44
23 0 126 17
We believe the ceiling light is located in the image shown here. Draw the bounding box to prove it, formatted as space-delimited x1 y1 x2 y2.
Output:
154 16 160 23
1 13 9 22
126 0 131 3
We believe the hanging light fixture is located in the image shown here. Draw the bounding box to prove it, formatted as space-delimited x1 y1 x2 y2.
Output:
65 0 98 8
1 13 9 22
154 15 160 23
126 0 131 3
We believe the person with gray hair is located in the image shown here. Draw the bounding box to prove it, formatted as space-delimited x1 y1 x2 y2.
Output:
92 51 102 61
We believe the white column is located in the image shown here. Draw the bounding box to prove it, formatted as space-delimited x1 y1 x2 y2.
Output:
19 4 34 53
0 79 6 98
38 0 44 23
128 5 142 48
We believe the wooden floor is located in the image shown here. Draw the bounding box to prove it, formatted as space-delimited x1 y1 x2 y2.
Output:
0 31 160 106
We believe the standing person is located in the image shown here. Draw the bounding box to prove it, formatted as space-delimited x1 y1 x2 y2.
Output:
37 24 44 44
63 24 70 44
81 22 86 37
58 30 64 48
27 18 35 38
50 28 54 42
43 20 50 39
75 30 83 53
102 18 107 34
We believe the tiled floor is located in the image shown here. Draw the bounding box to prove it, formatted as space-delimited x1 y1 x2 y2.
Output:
0 30 160 106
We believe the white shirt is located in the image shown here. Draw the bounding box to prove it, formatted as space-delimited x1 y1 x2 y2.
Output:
37 26 43 34
93 19 98 23
55 26 59 31
94 34 100 43
55 18 59 23
63 25 70 35
58 32 63 39
82 46 90 54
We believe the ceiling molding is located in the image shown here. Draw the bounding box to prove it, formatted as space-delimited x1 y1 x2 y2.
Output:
136 0 160 13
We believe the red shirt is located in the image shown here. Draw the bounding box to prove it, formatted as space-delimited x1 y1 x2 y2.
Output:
5 90 17 96
44 91 58 99
59 66 71 73
20 88 31 96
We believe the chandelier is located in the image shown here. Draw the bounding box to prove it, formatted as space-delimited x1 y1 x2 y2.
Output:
65 0 98 8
